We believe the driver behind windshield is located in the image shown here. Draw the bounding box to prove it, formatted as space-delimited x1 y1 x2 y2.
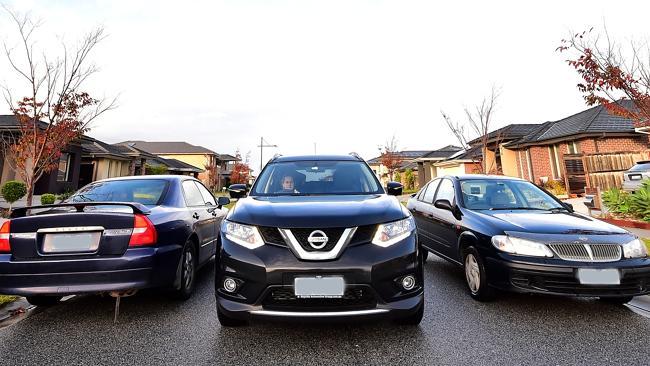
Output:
278 175 299 194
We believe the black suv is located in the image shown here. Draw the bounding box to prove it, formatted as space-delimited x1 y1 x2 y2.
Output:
215 155 424 326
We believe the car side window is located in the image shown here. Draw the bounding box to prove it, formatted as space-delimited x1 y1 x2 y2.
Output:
182 180 205 207
435 179 455 203
196 182 216 205
416 183 429 200
421 179 440 203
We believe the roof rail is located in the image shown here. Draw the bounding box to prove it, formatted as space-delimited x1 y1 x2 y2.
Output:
348 152 363 161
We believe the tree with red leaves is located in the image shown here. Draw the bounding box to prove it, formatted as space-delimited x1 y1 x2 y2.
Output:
230 150 252 185
558 28 650 127
1 7 114 206
380 135 403 181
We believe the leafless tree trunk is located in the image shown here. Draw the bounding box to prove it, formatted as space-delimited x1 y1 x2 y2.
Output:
441 86 501 174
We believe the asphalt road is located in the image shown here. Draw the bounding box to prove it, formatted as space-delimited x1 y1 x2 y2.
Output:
1 256 649 366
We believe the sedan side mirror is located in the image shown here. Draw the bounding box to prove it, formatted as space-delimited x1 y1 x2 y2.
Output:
228 184 248 199
434 199 454 211
386 181 403 196
217 196 230 208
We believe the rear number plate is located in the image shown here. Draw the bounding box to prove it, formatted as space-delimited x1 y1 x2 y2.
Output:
577 268 620 285
42 232 102 253
294 276 345 298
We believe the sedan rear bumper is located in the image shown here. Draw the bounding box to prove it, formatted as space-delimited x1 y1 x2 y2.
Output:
486 256 650 297
0 245 182 296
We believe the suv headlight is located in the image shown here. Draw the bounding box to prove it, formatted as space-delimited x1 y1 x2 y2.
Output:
622 238 648 258
224 221 264 249
491 235 553 257
372 217 415 247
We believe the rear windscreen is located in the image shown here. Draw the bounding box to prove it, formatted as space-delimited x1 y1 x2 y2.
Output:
70 179 168 205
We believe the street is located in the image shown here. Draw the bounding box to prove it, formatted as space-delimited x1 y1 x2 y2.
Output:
1 256 648 366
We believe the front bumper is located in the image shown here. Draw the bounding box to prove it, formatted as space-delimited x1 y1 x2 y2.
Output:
0 244 183 296
215 231 423 321
486 255 650 297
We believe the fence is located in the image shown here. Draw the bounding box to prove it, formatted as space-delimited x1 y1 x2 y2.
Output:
565 151 650 194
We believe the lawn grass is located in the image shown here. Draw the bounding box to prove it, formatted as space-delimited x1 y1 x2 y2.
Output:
643 238 650 253
0 295 17 307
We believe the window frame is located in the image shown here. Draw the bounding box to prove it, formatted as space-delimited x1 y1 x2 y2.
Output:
57 152 72 182
420 179 441 204
434 178 455 204
182 180 207 207
195 181 216 206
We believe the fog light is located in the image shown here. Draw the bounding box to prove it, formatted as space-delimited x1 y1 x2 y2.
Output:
223 277 238 293
401 275 416 291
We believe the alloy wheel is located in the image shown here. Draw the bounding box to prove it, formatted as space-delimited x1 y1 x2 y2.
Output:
183 249 194 290
465 254 481 293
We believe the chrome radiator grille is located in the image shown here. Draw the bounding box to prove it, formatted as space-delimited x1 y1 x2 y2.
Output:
548 243 622 262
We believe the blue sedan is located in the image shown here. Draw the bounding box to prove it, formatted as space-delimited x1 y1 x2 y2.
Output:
0 175 229 306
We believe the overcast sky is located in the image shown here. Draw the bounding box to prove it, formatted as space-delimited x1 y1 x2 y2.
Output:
1 0 649 172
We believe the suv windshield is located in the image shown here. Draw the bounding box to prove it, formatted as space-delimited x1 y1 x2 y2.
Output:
252 160 383 196
70 179 169 205
460 179 564 211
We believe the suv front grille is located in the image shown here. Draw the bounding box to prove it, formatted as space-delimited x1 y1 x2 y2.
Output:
262 287 376 311
291 228 345 252
258 227 286 246
548 243 622 262
257 225 378 251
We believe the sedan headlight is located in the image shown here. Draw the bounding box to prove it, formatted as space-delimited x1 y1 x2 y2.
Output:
622 238 648 258
372 217 415 247
224 221 264 249
491 235 553 257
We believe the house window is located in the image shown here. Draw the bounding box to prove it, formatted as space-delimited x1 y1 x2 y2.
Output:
57 153 72 182
549 145 562 179
567 141 580 154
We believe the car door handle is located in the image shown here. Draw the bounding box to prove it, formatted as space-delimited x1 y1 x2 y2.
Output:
192 212 200 220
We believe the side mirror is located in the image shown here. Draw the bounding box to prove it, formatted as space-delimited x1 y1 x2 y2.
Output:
386 181 403 196
228 184 248 199
434 199 454 211
217 196 230 207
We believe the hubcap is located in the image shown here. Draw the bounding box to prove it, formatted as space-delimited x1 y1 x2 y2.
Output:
183 250 194 289
465 254 481 293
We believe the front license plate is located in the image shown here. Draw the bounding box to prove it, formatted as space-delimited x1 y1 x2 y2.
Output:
577 268 620 285
294 276 345 298
42 232 102 253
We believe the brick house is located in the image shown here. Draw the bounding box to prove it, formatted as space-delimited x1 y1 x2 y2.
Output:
478 101 650 194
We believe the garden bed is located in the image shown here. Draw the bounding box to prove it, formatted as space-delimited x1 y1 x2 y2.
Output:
600 217 650 230
0 295 17 307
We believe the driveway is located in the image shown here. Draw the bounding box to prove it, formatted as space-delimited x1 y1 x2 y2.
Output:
0 256 649 365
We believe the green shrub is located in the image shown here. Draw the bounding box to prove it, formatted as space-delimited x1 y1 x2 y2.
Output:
146 164 168 175
1 180 27 209
602 187 631 215
394 171 401 183
404 169 415 191
56 189 75 202
629 180 650 221
40 193 56 205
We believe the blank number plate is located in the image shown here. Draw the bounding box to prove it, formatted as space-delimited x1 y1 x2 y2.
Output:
42 232 101 253
577 268 620 285
294 276 345 298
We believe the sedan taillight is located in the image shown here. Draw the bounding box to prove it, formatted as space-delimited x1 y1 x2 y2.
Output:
0 220 10 253
129 215 157 247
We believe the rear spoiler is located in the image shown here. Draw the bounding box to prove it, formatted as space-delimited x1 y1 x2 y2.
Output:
10 202 151 218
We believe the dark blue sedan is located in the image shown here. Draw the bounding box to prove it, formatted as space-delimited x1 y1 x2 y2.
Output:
0 175 229 306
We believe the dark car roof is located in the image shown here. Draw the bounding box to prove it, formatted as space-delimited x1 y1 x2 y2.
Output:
97 175 199 183
272 155 363 163
446 174 526 181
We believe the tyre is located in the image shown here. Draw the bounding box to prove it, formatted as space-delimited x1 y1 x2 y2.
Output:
599 296 634 305
26 296 62 306
394 302 424 326
217 305 247 327
172 240 197 300
422 249 429 262
462 246 495 302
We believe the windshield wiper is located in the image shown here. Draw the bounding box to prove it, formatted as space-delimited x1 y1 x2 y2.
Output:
488 207 548 211
546 207 569 213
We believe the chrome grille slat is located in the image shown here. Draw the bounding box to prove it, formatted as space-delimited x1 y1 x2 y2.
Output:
548 243 621 262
